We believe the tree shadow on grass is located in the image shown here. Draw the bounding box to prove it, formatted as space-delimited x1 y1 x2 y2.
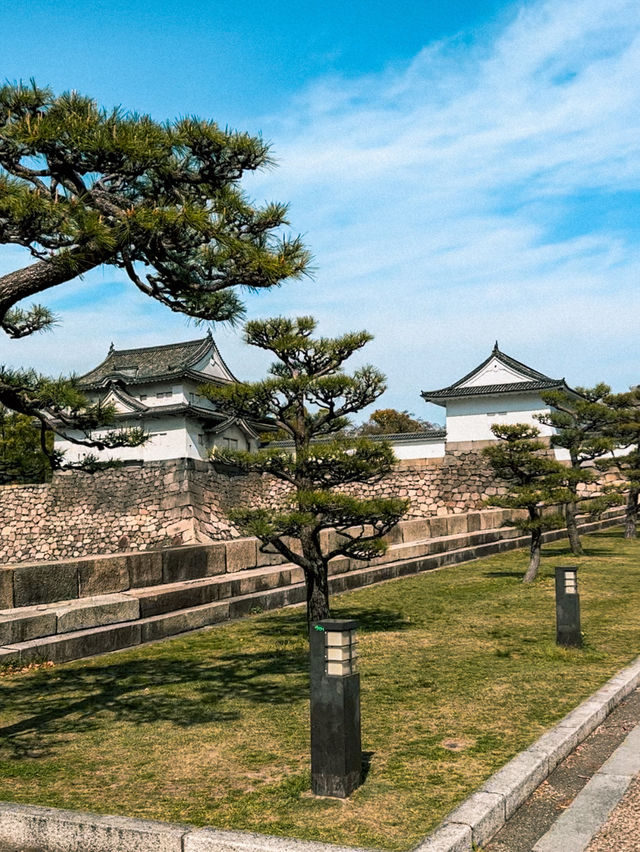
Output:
0 644 308 760
252 607 411 639
482 571 526 579
0 606 409 761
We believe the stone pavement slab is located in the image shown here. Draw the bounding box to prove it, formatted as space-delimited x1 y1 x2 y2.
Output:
532 723 640 852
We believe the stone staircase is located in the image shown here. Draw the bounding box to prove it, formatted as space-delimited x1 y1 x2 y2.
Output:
0 508 625 667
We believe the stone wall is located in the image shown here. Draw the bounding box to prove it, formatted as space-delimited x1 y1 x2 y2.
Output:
0 447 621 566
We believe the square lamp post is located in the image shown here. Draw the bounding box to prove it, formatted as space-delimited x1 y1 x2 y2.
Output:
309 619 361 797
555 566 582 648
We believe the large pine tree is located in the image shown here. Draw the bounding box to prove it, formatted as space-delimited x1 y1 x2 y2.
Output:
597 389 640 538
0 81 309 459
537 384 618 554
483 424 585 583
201 317 408 622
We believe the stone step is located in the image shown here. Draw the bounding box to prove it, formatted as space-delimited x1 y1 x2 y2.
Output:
0 561 303 647
0 509 625 667
0 582 310 665
0 528 509 642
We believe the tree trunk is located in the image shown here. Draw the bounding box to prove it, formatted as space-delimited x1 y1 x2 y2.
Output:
299 526 330 624
0 249 110 321
523 527 542 583
625 487 639 539
306 564 330 624
565 501 583 555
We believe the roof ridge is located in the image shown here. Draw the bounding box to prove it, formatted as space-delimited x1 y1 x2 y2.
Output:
107 337 210 357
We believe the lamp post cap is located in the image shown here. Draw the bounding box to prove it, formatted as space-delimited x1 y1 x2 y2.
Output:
313 619 358 632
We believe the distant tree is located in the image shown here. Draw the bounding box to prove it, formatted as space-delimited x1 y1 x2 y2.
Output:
537 384 619 555
0 406 52 483
0 81 309 461
201 317 409 623
483 424 584 583
357 408 439 435
0 367 147 471
597 389 640 539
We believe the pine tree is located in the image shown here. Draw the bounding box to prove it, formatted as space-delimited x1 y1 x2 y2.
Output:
482 424 583 583
0 406 52 483
597 389 640 538
201 317 409 623
536 384 618 555
0 81 309 457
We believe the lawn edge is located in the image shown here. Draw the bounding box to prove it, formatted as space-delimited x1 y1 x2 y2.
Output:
0 655 639 852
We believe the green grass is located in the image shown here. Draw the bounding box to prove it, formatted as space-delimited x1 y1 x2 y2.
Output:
1 528 640 850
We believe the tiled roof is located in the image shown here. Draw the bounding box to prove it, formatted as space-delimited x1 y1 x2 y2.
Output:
422 344 569 406
78 335 227 388
423 379 567 401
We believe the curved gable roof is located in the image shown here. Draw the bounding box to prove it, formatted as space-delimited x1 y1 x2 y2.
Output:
78 333 236 389
422 343 569 406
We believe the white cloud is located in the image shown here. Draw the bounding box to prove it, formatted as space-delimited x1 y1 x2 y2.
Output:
1 0 640 423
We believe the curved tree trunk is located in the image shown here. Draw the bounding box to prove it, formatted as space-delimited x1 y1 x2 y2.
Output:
523 527 542 583
0 249 109 323
565 501 583 555
305 563 330 623
300 527 331 624
625 487 639 539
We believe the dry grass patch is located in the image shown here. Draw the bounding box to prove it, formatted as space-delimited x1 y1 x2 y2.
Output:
0 529 639 850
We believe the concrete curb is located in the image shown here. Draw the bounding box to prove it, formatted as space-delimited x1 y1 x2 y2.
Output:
1 656 639 852
419 655 640 851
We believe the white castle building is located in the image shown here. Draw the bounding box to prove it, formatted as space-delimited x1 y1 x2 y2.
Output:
421 342 575 450
55 333 267 465
55 340 577 464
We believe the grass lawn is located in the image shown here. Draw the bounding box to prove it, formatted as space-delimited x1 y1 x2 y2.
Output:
1 528 639 851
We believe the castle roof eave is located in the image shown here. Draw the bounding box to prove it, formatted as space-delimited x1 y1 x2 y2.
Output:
421 379 573 407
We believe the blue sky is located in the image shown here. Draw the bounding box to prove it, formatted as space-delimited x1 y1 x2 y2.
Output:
1 0 640 424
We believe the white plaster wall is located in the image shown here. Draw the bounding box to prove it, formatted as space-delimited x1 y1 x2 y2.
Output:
445 393 555 443
460 357 531 387
55 417 192 464
391 439 445 459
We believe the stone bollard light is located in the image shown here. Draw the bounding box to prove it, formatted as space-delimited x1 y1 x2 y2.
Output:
555 566 582 648
309 619 362 798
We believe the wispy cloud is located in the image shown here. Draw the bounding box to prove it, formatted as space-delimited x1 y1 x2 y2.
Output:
1 0 639 421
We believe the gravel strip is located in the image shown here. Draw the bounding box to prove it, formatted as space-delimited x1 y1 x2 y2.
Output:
585 774 640 852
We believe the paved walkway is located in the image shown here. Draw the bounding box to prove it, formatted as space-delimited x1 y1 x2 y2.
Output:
486 687 640 852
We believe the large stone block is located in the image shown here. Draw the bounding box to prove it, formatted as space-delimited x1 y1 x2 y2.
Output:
446 515 469 536
225 538 258 573
132 582 217 618
184 827 369 852
55 594 140 634
78 556 129 598
0 609 57 644
429 517 448 538
255 546 287 567
139 602 230 643
383 524 404 545
401 519 429 543
0 802 188 852
412 821 472 852
479 510 504 530
445 791 505 848
467 512 482 532
327 556 351 576
162 546 209 583
205 543 227 575
0 569 13 609
127 551 163 588
17 622 142 664
482 750 548 819
13 562 78 607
